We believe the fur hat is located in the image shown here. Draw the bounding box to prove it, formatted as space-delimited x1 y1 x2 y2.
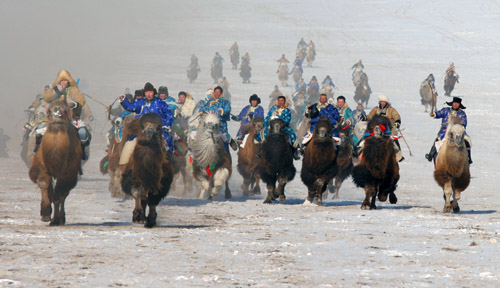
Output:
249 94 261 104
125 93 134 102
158 86 169 96
378 94 391 104
143 82 156 95
337 95 346 101
134 89 143 98
178 91 187 97
446 97 466 109
53 69 77 87
206 88 214 97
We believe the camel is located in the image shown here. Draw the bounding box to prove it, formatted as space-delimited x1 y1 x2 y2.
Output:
259 118 296 204
352 115 399 210
277 62 289 86
121 113 173 228
237 118 264 197
328 121 354 200
420 81 436 113
444 69 458 96
29 101 82 226
434 119 470 213
190 113 232 200
301 117 337 206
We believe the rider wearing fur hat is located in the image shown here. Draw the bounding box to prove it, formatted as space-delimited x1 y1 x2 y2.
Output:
425 96 471 163
158 86 177 115
367 94 404 162
120 82 174 151
232 94 265 141
37 70 93 160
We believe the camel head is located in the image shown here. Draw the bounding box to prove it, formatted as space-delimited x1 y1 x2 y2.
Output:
269 118 285 135
47 101 70 123
314 117 332 141
140 113 163 140
252 117 264 133
202 113 220 135
446 123 465 149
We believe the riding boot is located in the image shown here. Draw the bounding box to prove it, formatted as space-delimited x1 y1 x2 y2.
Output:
81 143 88 161
292 146 301 160
33 134 43 154
256 142 262 158
425 144 437 162
230 138 238 151
299 143 305 156
467 148 473 164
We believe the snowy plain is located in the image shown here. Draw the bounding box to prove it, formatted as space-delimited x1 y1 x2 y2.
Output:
1 0 500 287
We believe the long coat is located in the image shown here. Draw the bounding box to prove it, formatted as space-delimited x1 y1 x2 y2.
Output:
434 107 467 140
199 95 231 142
236 105 265 138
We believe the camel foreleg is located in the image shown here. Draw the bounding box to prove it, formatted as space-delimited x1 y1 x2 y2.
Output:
362 185 377 210
314 178 325 206
37 173 53 222
442 182 453 213
198 178 210 200
145 204 157 228
276 176 288 202
264 182 276 204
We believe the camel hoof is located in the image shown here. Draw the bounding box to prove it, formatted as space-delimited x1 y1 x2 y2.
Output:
453 205 460 213
41 216 51 222
378 194 388 202
389 193 398 204
361 204 370 210
279 195 286 202
443 206 452 213
49 219 63 226
263 198 273 204
253 186 261 195
370 204 377 210
145 218 156 228
207 195 213 201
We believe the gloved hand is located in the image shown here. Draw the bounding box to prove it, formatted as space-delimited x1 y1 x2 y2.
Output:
394 122 401 129
218 108 224 115
430 112 436 118
119 94 125 101
359 114 367 121
231 115 239 121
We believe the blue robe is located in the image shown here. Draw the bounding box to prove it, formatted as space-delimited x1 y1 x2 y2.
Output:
294 59 303 73
434 107 467 140
307 103 340 136
199 95 232 142
236 105 264 138
120 97 174 150
257 105 297 146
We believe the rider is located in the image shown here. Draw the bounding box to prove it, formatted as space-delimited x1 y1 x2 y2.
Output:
276 54 289 64
308 76 320 93
335 96 354 127
321 75 335 88
303 93 340 144
189 54 201 72
231 94 265 142
297 37 307 49
425 97 472 164
367 94 404 162
175 91 196 119
293 56 304 73
295 78 307 95
308 40 315 48
269 85 283 109
352 103 367 126
158 86 178 115
242 52 250 64
230 42 239 53
257 95 300 160
445 62 459 83
120 82 174 151
351 59 364 70
199 86 238 151
213 52 224 67
423 73 438 97
39 70 93 160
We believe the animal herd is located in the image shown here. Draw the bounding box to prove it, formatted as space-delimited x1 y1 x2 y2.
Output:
29 99 470 228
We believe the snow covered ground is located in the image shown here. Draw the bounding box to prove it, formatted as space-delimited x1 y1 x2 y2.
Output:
1 0 500 287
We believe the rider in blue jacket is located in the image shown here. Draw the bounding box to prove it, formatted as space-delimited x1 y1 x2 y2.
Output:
425 97 471 164
232 94 265 140
199 86 238 151
120 82 174 151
